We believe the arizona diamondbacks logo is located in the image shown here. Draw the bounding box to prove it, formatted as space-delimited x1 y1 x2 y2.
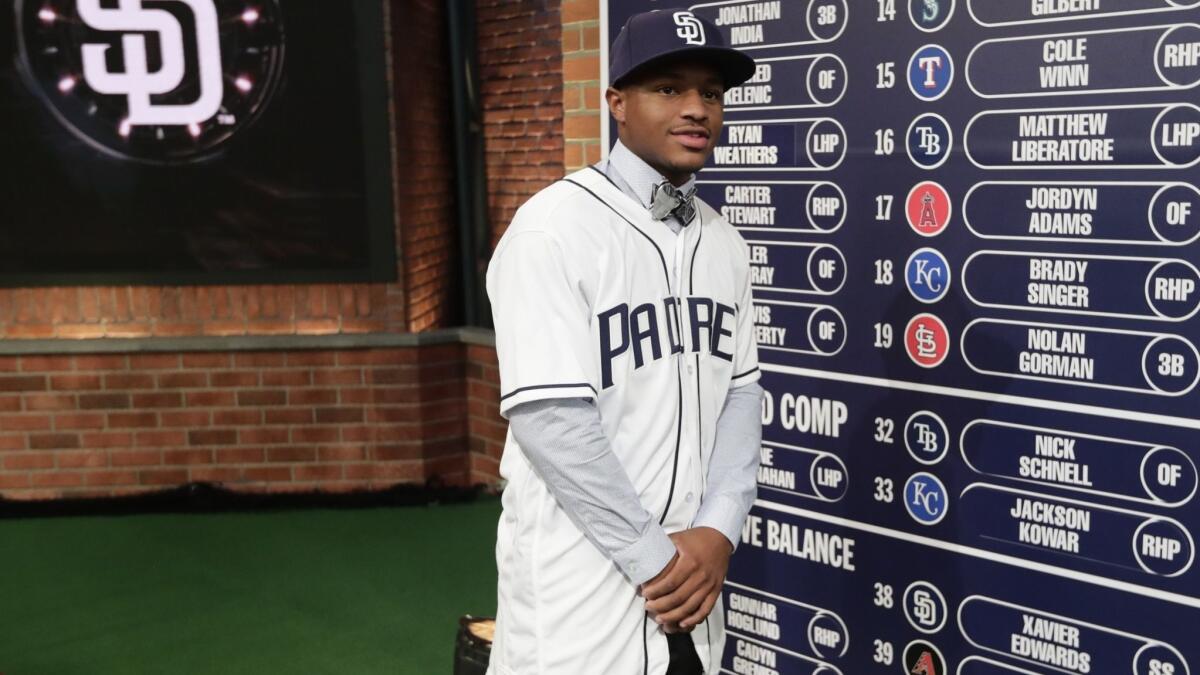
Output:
16 0 285 163
673 11 706 45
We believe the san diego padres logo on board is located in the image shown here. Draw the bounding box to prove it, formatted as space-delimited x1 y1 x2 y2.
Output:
15 0 285 164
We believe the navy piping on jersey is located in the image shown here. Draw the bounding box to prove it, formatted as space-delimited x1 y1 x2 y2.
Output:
732 366 760 381
498 382 596 401
565 172 686 675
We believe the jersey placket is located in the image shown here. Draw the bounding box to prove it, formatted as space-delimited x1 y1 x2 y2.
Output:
671 222 705 518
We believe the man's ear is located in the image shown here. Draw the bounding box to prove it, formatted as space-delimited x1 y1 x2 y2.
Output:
606 86 626 124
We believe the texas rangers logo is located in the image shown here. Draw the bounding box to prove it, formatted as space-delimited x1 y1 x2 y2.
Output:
903 581 948 634
905 248 951 303
906 182 951 236
909 0 954 32
904 313 949 368
903 640 947 675
673 11 706 45
16 0 285 163
904 410 948 464
904 472 948 525
906 113 952 169
907 44 953 101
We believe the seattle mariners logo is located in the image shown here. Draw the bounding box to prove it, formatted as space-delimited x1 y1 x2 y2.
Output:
904 313 949 368
673 11 706 45
16 0 285 163
903 640 947 675
906 182 951 237
906 113 952 169
909 0 954 32
902 581 948 634
907 44 953 101
904 472 948 525
905 248 951 303
904 410 949 465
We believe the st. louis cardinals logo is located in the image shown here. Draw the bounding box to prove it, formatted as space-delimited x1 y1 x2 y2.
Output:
16 0 285 163
673 11 706 45
78 0 223 126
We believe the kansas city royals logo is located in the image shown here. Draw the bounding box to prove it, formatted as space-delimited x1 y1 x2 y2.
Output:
906 113 952 169
16 0 285 163
903 640 946 675
903 581 948 634
904 472 948 525
906 182 952 237
907 44 953 101
905 248 951 303
909 0 954 32
673 11 706 45
904 410 949 464
904 313 949 368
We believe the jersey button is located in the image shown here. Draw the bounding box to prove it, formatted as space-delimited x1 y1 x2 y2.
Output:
685 492 694 503
687 364 694 375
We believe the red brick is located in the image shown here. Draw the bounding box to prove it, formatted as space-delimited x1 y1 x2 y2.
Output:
131 392 184 408
288 389 339 405
17 355 73 372
294 464 343 481
139 468 188 485
49 375 102 390
215 447 265 463
135 430 188 447
238 427 288 444
186 391 236 407
108 412 159 428
30 433 81 450
0 413 53 431
161 410 212 427
209 371 259 387
318 445 367 461
265 409 313 425
79 393 131 409
212 409 261 426
0 375 47 391
164 449 214 465
54 413 106 430
312 370 363 386
290 427 340 444
237 390 286 406
128 354 180 370
103 373 155 389
181 353 232 368
57 450 108 468
32 471 84 488
315 407 364 424
267 446 316 463
4 453 55 470
85 470 140 486
243 466 292 482
82 431 134 448
262 370 312 386
158 372 207 388
188 429 238 445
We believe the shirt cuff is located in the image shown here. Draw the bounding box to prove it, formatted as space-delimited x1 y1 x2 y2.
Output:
612 521 677 586
694 493 749 553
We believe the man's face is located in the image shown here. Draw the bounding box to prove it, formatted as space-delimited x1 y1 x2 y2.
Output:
607 60 726 186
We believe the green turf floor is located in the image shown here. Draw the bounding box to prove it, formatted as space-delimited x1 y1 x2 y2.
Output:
0 497 501 675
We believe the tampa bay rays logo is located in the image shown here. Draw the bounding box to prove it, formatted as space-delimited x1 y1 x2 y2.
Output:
673 11 706 45
78 0 224 126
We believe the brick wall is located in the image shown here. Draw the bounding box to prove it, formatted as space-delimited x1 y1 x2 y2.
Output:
465 344 504 484
562 0 603 173
478 0 565 244
0 343 468 500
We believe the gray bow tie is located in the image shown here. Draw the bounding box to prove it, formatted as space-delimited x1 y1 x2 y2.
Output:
649 181 697 225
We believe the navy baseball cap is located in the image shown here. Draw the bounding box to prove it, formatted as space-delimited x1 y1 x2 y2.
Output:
609 8 756 89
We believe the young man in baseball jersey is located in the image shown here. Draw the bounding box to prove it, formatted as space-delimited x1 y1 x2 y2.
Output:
485 8 762 674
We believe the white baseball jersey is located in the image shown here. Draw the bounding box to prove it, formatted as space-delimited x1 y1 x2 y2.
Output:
485 165 760 675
